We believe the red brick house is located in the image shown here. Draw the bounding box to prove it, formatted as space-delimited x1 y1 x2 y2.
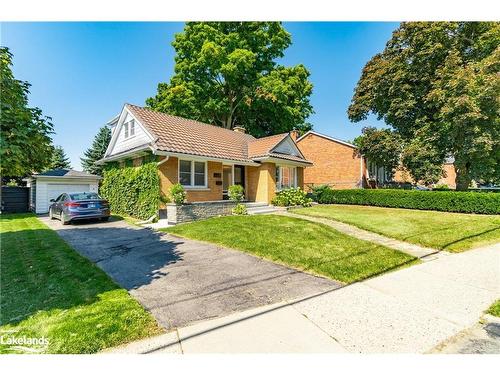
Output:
294 131 368 190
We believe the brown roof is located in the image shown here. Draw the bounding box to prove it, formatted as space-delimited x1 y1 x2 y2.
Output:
125 104 311 164
247 133 288 158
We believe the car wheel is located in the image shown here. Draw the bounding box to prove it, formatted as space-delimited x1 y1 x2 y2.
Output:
49 208 54 220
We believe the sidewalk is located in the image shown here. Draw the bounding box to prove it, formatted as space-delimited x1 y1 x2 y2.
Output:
106 242 499 353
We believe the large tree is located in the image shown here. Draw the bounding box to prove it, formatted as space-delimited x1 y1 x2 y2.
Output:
348 22 500 190
49 145 71 170
80 126 111 176
147 22 314 137
0 47 54 177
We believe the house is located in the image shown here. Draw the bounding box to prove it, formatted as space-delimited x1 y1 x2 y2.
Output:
26 169 101 214
393 157 457 188
98 104 312 206
294 130 367 190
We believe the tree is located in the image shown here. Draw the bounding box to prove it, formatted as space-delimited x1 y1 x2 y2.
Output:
49 146 71 170
147 22 314 137
0 47 54 177
348 22 500 190
81 126 111 176
401 141 445 186
353 127 403 175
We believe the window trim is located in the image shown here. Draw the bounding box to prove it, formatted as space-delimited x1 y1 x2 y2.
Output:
178 158 208 188
275 165 298 191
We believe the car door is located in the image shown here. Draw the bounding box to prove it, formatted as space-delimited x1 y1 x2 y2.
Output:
54 194 65 216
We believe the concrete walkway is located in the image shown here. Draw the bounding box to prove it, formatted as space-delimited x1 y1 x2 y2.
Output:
282 211 442 258
106 242 499 353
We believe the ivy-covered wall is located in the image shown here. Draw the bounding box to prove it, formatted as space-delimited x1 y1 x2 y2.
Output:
100 158 161 220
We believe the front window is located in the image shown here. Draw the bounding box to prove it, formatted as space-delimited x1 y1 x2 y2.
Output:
123 120 135 138
179 159 207 187
276 166 297 190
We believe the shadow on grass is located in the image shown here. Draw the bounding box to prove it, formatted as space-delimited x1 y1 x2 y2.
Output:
441 226 500 251
0 221 183 326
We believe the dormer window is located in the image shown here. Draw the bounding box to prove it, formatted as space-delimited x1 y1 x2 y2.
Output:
123 120 135 138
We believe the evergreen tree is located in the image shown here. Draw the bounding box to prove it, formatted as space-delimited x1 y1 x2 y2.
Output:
49 146 71 170
80 126 111 176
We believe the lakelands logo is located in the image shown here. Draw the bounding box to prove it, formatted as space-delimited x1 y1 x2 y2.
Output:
0 335 49 346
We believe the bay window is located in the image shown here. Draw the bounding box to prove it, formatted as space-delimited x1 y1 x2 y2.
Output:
179 159 207 187
275 166 297 190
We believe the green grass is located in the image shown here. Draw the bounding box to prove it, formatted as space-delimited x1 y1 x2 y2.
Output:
0 214 162 354
291 205 500 252
163 215 417 284
487 300 500 317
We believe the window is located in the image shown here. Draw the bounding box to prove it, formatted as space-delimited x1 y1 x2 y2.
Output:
123 120 135 138
275 166 297 190
179 159 207 187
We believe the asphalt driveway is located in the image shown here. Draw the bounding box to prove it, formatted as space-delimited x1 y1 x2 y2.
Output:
39 216 340 329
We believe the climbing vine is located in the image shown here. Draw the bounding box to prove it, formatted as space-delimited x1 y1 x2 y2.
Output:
100 158 160 220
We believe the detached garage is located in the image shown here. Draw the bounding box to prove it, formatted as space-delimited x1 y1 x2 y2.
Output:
26 169 101 214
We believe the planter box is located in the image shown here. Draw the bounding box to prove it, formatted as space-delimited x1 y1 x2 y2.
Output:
160 200 238 224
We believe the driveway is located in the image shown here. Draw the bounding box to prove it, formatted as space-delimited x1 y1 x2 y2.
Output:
39 216 340 329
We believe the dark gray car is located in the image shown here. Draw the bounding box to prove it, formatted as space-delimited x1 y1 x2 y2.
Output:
49 192 110 225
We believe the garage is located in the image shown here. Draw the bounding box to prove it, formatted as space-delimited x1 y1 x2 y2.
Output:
26 169 101 214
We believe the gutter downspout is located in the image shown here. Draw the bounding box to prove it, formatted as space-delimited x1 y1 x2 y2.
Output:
157 156 169 166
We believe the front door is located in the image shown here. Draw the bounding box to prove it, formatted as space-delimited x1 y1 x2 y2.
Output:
222 165 233 199
234 165 245 189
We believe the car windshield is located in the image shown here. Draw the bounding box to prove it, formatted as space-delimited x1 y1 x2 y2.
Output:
69 192 101 200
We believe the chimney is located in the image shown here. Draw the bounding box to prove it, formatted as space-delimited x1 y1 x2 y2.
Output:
290 129 299 141
233 126 246 134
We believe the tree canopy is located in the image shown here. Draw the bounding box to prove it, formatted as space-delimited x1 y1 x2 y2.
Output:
0 47 54 177
81 126 111 176
348 22 500 190
49 146 71 170
147 22 314 137
353 127 403 175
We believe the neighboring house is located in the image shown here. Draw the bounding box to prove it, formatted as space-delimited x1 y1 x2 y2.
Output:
294 130 367 190
97 104 312 204
393 157 457 188
26 169 101 213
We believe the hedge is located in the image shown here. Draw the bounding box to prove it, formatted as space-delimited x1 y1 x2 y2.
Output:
316 189 500 215
100 161 160 220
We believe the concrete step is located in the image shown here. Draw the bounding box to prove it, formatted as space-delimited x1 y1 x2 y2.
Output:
247 206 285 215
244 201 269 208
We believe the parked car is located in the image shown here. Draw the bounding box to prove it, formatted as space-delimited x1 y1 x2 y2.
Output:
49 192 110 225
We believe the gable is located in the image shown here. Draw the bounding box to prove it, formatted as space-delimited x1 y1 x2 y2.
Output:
271 136 302 157
297 131 357 150
105 106 155 157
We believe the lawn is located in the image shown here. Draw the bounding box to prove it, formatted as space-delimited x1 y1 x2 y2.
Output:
291 205 500 252
0 214 162 354
164 215 417 284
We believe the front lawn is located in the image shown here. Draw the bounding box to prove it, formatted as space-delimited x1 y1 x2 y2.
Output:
164 215 417 284
0 214 162 354
291 205 500 252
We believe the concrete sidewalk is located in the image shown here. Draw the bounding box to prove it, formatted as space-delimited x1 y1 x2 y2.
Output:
107 242 499 353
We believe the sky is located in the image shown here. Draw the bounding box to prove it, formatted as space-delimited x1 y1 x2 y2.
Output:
1 22 398 170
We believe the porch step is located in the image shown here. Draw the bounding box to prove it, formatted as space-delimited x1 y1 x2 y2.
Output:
243 201 269 208
246 205 285 215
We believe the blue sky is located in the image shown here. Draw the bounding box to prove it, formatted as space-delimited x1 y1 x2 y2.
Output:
1 22 398 170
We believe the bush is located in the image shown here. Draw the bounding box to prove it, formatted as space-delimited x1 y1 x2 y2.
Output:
232 203 248 215
317 189 500 214
100 161 160 220
170 183 186 205
272 188 312 207
228 184 245 202
310 184 331 202
433 184 450 191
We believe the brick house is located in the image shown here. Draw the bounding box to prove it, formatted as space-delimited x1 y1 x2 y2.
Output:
98 104 312 204
393 157 457 188
294 130 367 190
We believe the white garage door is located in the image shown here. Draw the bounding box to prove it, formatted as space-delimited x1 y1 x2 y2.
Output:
47 184 91 202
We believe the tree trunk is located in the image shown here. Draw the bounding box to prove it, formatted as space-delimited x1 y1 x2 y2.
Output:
454 161 471 191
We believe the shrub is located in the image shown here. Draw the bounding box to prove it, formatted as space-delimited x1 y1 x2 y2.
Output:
317 189 500 214
100 161 160 220
433 184 450 191
310 184 332 202
228 184 245 202
232 203 248 215
170 183 186 205
272 188 313 207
